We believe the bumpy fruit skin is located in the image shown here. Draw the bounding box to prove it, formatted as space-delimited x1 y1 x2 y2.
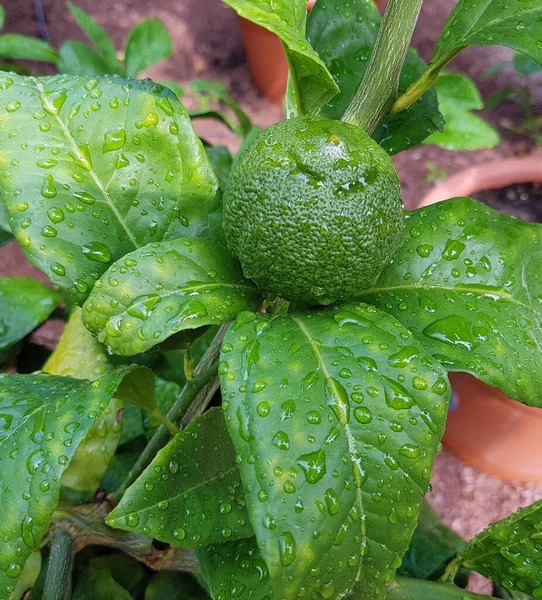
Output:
223 115 403 305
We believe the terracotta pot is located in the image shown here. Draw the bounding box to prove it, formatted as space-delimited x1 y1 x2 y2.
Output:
419 155 542 482
239 0 388 103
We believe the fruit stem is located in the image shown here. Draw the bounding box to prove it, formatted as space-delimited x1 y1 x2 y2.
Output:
341 0 423 134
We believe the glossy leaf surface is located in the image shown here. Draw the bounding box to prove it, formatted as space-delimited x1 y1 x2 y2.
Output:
107 408 253 547
398 502 464 579
0 365 145 597
0 277 60 356
197 538 272 600
432 0 542 74
0 74 221 304
124 19 173 78
43 308 122 492
221 305 450 600
306 0 443 154
425 72 499 150
67 2 122 74
82 238 262 355
457 499 542 597
221 0 338 114
360 198 542 406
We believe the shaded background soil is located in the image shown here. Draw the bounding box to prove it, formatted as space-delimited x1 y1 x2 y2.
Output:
2 0 542 593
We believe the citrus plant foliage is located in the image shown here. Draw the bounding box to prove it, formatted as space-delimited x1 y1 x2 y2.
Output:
0 0 541 599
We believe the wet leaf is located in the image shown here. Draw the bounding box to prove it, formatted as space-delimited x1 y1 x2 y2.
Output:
82 238 262 355
360 197 542 407
222 0 338 114
0 365 148 597
197 537 272 600
457 499 542 597
386 577 495 600
425 72 500 150
124 19 172 78
398 502 465 579
0 73 221 304
43 307 122 492
305 0 443 154
0 35 59 63
431 0 542 78
220 305 450 600
66 2 122 74
107 408 253 548
58 41 111 76
9 551 41 600
0 277 60 359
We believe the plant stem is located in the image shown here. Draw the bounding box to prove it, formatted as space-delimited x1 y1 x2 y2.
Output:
392 48 463 112
386 577 494 600
109 324 229 503
43 527 75 600
341 0 423 134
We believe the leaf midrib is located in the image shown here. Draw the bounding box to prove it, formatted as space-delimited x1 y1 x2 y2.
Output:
35 80 140 250
291 316 367 586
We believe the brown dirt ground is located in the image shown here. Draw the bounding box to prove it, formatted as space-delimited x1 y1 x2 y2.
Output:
3 0 542 594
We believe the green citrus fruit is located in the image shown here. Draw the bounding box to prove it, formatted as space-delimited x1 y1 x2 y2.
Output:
223 115 403 305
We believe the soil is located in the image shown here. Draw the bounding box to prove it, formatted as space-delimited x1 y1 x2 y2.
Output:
474 182 542 223
2 0 542 595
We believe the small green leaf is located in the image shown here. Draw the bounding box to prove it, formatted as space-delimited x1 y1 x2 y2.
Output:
145 572 208 600
0 277 60 358
205 146 233 192
67 2 122 74
386 577 495 600
124 19 173 78
398 502 465 579
222 0 338 114
0 74 221 304
359 197 542 407
431 0 542 77
142 377 181 439
457 499 542 597
221 305 450 600
82 238 262 355
305 0 443 154
513 50 542 77
0 6 5 31
197 538 272 600
0 365 147 597
0 35 59 63
107 408 253 547
58 41 111 76
71 556 140 600
425 72 500 150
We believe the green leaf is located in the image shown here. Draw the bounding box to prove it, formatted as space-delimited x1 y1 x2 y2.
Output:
42 307 122 492
0 365 147 597
425 72 500 150
142 377 181 439
67 2 122 74
82 238 262 355
398 502 465 579
359 197 542 407
0 35 59 63
9 551 41 600
205 146 233 192
431 0 542 77
72 556 137 600
0 73 221 305
513 50 542 77
197 538 272 600
58 41 111 76
305 0 443 154
107 408 253 547
221 0 338 114
0 277 60 357
0 6 5 31
220 305 450 600
386 577 495 600
124 19 172 78
145 572 208 600
456 499 542 597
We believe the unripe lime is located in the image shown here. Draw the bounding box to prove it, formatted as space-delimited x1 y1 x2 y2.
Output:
223 115 403 305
